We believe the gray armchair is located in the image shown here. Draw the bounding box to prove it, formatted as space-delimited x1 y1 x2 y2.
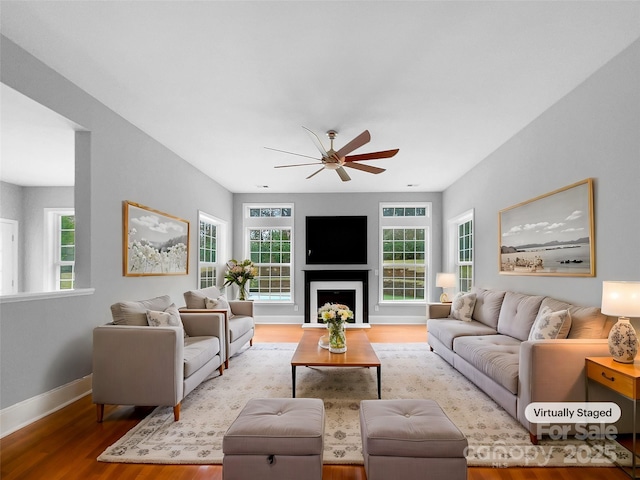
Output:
182 286 255 368
92 295 225 422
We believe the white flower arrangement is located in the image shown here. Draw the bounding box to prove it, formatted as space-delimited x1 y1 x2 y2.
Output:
318 302 354 325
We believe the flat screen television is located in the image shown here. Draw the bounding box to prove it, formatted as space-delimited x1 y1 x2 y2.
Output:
306 216 367 265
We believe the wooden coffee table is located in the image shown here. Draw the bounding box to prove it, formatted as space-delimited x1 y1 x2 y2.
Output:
291 328 382 399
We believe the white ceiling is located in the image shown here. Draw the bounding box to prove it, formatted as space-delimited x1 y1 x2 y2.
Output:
1 1 639 193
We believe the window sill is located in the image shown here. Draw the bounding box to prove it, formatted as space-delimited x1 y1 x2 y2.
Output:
0 288 95 304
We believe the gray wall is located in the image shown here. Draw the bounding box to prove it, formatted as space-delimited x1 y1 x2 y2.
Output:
233 192 443 321
0 36 233 409
1 186 74 294
442 39 640 308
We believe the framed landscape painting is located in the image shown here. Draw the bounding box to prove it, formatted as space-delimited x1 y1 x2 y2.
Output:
499 178 594 277
123 201 190 276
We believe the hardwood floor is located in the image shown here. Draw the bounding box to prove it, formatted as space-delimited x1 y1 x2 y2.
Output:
0 324 627 480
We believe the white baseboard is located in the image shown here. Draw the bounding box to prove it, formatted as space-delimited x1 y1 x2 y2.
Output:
0 375 92 438
255 315 426 325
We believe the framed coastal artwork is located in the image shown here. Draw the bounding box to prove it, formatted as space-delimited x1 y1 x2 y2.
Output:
498 178 595 277
123 201 190 276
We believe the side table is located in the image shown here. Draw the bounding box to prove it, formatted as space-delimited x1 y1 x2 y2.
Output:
586 356 640 479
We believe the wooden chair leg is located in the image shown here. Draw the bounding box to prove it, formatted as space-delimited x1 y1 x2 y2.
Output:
250 338 253 346
173 403 181 422
529 432 539 445
218 364 224 375
96 404 105 423
225 359 230 369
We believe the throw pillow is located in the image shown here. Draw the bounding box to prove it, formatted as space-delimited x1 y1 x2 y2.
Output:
449 292 477 322
205 295 233 318
528 306 571 340
146 303 188 337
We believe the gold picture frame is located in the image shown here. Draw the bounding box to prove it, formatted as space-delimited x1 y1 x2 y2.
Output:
123 201 190 276
499 178 595 277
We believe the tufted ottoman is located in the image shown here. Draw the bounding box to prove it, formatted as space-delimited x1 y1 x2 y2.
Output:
359 399 468 480
222 398 325 480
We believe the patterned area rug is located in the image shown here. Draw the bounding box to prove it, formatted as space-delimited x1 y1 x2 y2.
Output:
98 343 628 467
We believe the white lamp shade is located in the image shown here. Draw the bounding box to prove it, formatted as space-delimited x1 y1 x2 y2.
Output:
602 281 640 317
436 273 456 289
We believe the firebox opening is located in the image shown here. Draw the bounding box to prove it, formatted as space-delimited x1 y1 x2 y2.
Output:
317 290 357 324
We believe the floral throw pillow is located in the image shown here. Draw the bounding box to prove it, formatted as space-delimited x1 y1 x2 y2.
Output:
146 303 188 337
528 306 571 340
205 295 232 318
449 292 477 322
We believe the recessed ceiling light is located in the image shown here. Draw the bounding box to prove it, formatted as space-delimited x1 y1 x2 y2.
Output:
407 184 419 187
257 185 269 189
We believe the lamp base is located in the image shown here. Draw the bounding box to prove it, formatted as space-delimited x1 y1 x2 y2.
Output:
608 317 638 364
439 292 451 303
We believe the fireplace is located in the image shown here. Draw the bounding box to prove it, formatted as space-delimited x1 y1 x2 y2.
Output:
304 270 369 324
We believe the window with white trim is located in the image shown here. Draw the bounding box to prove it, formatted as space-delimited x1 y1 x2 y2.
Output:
46 209 75 290
379 204 430 303
448 210 474 293
199 212 226 289
244 205 293 302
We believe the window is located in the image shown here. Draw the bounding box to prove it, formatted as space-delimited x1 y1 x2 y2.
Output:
198 212 226 289
448 210 474 293
46 209 75 290
244 205 293 302
380 203 430 303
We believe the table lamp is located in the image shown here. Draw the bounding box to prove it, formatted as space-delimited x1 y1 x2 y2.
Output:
602 281 640 363
436 273 456 303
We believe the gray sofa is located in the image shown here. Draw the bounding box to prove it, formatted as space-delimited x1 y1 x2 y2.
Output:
182 286 255 368
92 295 225 422
427 287 617 441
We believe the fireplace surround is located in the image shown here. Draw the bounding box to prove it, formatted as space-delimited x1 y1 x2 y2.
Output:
304 270 369 324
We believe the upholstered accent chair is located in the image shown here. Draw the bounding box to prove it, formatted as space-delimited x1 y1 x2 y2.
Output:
92 295 225 422
182 286 255 368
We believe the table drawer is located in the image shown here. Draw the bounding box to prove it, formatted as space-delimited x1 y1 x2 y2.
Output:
587 361 635 398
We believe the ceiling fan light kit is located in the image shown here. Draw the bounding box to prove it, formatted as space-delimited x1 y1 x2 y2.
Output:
268 126 399 182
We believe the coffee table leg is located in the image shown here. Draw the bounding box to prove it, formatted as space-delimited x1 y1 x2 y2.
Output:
292 365 296 398
377 366 381 399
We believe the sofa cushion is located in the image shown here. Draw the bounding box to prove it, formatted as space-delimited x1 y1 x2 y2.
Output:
567 306 615 339
183 336 221 378
453 335 521 394
184 286 222 309
497 292 545 341
449 292 476 322
528 306 571 340
471 288 506 329
229 315 255 342
427 319 497 350
111 295 173 326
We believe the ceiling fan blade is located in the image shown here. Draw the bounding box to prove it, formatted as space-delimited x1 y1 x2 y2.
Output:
275 162 324 168
264 146 320 161
306 167 325 179
343 162 386 174
335 130 371 159
302 126 329 158
344 149 399 162
336 166 351 182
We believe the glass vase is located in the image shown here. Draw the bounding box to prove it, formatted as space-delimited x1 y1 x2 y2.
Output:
328 319 347 353
238 284 247 301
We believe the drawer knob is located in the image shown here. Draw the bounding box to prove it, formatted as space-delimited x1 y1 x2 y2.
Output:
601 371 615 382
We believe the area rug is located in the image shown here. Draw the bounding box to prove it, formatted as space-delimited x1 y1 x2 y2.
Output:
98 343 629 467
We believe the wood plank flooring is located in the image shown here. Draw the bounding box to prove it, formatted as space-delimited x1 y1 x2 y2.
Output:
0 324 627 480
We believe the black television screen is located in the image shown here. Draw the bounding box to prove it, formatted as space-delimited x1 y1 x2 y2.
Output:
306 216 367 265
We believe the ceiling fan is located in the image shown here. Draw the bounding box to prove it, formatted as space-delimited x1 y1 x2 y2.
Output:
266 127 399 182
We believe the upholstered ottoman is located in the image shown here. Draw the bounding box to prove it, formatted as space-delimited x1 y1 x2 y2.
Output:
222 398 325 480
360 399 468 480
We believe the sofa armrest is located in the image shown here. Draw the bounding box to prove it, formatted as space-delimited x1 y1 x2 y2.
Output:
229 300 254 317
427 303 451 319
92 325 184 407
518 339 610 430
180 311 225 338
